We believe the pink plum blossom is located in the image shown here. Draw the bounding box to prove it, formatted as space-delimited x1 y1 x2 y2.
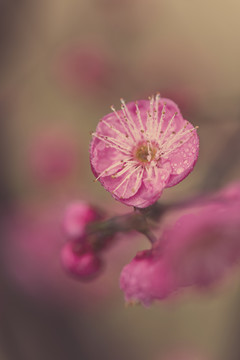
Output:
28 129 77 183
120 192 240 306
90 95 199 208
162 201 240 289
61 241 103 280
56 45 113 96
63 201 101 238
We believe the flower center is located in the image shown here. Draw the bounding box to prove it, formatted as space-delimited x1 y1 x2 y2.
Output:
134 142 157 164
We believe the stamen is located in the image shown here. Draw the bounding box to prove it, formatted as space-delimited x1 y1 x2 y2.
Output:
156 102 166 140
120 98 140 141
125 167 144 198
147 95 155 138
146 166 153 180
94 158 131 181
113 165 140 194
158 112 177 146
146 140 151 162
162 129 198 157
110 105 133 140
121 167 144 198
102 120 132 144
135 102 145 133
135 167 144 189
96 133 132 152
92 133 131 155
111 160 138 178
152 93 160 135
162 125 198 152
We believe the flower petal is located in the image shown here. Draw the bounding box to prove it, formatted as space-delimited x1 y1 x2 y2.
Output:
164 128 199 187
100 166 143 200
120 250 175 307
115 166 171 208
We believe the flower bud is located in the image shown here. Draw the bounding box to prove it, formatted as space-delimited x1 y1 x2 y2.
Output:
120 249 174 307
63 201 100 238
61 241 103 280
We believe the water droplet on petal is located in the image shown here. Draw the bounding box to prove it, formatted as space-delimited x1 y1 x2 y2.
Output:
176 167 184 174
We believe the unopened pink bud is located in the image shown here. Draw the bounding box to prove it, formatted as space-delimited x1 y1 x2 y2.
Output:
63 201 100 238
120 249 174 307
61 241 103 280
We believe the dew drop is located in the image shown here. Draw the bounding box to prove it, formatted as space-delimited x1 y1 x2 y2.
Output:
176 167 184 174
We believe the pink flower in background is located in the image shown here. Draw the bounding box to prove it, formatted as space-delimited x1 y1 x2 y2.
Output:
56 45 113 95
215 181 240 202
28 129 77 183
120 188 240 306
163 201 240 289
3 201 137 309
158 349 208 360
61 241 103 280
90 95 199 208
63 201 101 238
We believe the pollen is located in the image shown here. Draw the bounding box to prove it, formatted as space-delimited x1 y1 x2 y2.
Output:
134 142 157 163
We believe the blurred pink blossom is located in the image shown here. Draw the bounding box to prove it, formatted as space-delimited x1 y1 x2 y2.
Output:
120 182 240 306
90 95 199 208
28 129 78 183
215 181 240 202
162 202 240 289
3 202 137 308
55 45 114 96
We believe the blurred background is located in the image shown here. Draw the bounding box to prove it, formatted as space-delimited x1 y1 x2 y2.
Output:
1 1 240 359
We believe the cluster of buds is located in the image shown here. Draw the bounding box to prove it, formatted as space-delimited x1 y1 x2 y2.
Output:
61 200 159 280
61 201 105 280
